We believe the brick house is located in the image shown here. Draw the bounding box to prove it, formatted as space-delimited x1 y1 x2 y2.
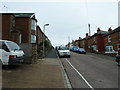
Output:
103 27 120 55
79 38 86 48
87 28 107 53
14 13 37 44
1 13 38 63
37 25 43 45
36 25 44 58
1 13 20 43
15 13 38 63
1 13 37 44
74 40 80 47
79 33 90 51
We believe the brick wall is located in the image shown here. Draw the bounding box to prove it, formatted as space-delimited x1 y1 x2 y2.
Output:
32 44 38 63
97 35 105 52
2 15 11 40
20 43 38 64
104 31 120 52
15 18 31 43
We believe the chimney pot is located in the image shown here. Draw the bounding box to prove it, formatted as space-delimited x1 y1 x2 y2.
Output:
108 27 112 32
97 28 101 32
86 33 88 37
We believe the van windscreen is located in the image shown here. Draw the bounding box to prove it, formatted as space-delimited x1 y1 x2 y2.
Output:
6 42 20 50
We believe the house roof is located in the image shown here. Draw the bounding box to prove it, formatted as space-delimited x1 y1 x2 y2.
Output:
14 13 34 18
14 13 37 22
88 30 107 39
1 13 37 21
1 13 14 15
103 26 120 37
96 30 107 34
37 25 48 39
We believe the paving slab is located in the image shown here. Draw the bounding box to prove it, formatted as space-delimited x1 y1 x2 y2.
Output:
2 59 66 88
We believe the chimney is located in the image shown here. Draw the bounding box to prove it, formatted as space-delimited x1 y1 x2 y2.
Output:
86 33 88 37
79 37 82 40
108 27 112 32
97 28 101 32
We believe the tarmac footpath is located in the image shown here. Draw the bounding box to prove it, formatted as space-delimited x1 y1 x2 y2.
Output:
2 58 67 88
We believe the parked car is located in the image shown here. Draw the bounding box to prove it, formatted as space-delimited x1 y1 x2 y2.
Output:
70 46 86 54
58 46 71 58
70 46 79 52
77 48 86 54
0 40 24 65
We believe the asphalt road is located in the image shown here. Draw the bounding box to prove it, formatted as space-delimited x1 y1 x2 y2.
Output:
60 52 119 89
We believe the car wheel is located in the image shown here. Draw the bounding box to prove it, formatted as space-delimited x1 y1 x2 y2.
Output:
68 55 71 58
118 62 120 66
59 56 61 58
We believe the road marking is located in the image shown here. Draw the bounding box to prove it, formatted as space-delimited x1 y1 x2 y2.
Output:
65 58 95 90
55 50 72 88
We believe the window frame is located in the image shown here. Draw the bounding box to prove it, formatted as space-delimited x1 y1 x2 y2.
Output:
31 35 36 43
105 45 115 53
31 19 37 30
108 35 111 43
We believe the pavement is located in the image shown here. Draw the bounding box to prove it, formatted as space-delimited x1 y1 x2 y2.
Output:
2 49 67 89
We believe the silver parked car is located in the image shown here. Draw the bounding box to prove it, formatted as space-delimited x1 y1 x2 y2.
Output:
58 46 71 58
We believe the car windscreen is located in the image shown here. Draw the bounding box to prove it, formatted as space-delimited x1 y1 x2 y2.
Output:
58 47 69 50
79 48 85 51
6 42 21 51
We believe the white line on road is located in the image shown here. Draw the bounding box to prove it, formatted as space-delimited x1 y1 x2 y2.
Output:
65 58 95 90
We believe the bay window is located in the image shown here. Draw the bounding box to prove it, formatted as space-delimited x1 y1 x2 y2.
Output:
31 19 37 30
108 35 111 43
31 35 36 43
105 45 115 53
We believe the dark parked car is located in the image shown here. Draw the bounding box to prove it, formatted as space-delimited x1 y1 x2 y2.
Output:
70 46 86 54
70 46 79 52
77 48 86 54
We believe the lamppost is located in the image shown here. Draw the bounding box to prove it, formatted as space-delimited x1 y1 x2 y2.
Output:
43 24 49 58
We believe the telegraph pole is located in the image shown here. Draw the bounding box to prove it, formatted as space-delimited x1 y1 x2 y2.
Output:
68 36 70 48
88 24 91 36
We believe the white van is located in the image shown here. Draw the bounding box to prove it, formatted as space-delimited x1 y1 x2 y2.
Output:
0 40 24 65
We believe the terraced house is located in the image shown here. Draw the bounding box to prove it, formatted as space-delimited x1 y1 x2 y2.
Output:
87 28 107 53
103 26 120 56
1 13 41 63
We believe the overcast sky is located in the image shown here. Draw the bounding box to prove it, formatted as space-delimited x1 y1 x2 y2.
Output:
0 0 119 46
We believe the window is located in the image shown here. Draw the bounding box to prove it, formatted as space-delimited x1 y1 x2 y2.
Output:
0 41 10 52
12 19 15 27
105 45 115 53
94 37 96 42
108 35 111 43
19 34 22 44
118 44 120 50
31 19 37 30
31 35 36 43
92 45 96 51
6 42 20 51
